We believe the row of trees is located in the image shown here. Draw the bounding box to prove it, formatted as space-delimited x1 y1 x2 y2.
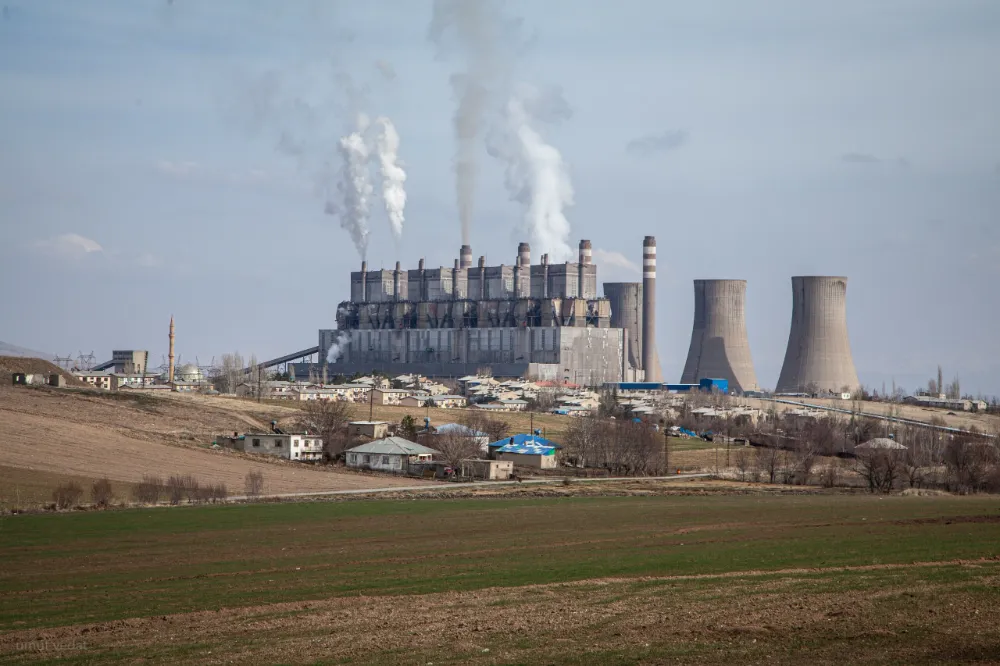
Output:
564 418 666 476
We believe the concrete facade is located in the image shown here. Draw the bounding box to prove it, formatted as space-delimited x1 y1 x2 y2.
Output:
604 282 644 381
775 276 860 394
680 279 759 393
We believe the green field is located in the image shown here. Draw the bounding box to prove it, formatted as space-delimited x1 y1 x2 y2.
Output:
2 493 999 664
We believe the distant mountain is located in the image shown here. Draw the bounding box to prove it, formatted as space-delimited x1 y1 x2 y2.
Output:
0 341 54 361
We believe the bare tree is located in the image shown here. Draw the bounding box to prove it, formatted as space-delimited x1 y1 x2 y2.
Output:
854 449 902 494
299 399 352 458
91 478 114 508
131 475 163 504
215 352 246 395
53 482 83 509
757 446 782 483
944 439 998 493
434 430 482 471
734 446 752 481
244 470 265 498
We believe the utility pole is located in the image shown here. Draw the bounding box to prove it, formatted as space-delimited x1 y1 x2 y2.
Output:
664 428 670 475
369 372 375 422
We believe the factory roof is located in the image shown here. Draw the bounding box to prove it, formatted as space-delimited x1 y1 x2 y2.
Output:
345 437 439 456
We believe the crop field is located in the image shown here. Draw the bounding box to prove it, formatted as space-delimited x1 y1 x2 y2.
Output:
2 492 999 664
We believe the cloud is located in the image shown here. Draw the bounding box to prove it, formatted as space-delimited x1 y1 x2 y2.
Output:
840 153 910 168
35 233 103 257
626 130 688 157
592 248 639 274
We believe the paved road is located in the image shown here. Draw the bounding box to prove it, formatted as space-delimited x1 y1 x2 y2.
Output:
229 472 713 501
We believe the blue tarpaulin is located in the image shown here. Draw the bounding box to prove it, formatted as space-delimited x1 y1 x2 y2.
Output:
489 433 562 456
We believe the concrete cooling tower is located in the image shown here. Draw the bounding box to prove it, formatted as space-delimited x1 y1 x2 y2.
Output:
775 276 860 394
604 282 643 373
680 279 758 393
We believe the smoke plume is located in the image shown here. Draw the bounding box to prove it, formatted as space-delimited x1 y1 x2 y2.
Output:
326 332 350 363
373 117 407 243
429 0 514 245
330 114 373 259
487 86 574 262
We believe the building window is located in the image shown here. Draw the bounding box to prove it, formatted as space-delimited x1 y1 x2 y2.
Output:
363 454 371 464
274 439 282 447
252 439 260 447
381 456 389 465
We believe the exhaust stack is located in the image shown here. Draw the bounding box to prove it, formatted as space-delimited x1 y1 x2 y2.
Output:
460 244 472 269
641 236 662 382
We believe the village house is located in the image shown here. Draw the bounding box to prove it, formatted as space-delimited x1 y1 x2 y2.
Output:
348 421 390 440
233 432 324 461
74 370 115 391
461 459 514 480
371 387 414 406
344 437 438 474
492 434 561 469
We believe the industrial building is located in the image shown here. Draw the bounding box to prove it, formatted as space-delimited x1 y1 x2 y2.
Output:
291 238 663 385
680 279 759 393
775 276 860 395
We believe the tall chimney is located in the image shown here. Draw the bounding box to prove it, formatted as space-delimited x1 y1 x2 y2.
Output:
642 236 662 382
460 244 472 269
517 242 531 297
452 259 459 300
168 315 175 386
478 256 486 299
360 261 368 302
418 258 425 300
541 254 549 299
578 239 592 299
513 257 520 298
393 261 401 301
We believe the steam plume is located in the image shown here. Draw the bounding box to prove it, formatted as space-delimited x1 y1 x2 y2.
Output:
488 87 574 262
330 114 373 259
326 331 350 363
373 117 407 243
429 0 510 245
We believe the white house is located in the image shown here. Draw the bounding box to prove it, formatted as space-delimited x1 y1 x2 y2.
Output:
344 437 439 474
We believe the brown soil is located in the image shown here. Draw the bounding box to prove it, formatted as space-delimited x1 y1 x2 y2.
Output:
1 559 996 665
0 356 87 387
0 384 436 501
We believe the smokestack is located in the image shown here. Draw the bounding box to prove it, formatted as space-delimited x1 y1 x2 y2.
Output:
517 242 531 297
168 315 175 385
513 257 520 298
578 239 591 301
460 244 472 269
776 276 860 395
681 280 758 393
393 261 401 301
541 253 549 299
642 236 662 382
360 261 368 302
418 258 425 300
478 256 486 299
453 259 459 300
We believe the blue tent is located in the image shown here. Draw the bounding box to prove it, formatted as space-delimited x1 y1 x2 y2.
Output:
488 433 562 456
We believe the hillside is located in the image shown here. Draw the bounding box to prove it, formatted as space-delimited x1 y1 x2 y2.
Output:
0 384 435 507
0 355 86 387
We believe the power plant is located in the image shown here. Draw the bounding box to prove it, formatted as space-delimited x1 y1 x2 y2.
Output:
775 276 860 394
294 238 663 384
680 279 759 393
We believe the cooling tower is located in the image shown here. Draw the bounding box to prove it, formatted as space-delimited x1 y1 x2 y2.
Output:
604 282 643 372
641 236 663 382
775 276 860 394
680 280 758 393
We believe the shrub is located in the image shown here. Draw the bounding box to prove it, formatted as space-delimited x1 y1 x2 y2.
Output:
165 474 200 505
53 482 83 510
132 475 163 504
91 477 114 508
245 470 265 498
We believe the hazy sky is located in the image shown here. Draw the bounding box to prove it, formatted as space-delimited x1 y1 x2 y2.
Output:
1 1 998 395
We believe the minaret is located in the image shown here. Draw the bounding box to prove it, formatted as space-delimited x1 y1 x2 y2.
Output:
168 315 175 386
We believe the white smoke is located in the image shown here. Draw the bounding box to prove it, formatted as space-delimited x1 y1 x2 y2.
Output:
326 332 350 363
330 114 373 259
372 116 407 243
487 87 574 262
429 0 518 245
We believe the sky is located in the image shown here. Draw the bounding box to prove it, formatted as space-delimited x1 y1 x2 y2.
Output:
1 0 998 396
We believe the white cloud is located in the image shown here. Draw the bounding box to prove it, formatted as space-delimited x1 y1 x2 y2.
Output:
592 248 639 274
35 233 104 256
